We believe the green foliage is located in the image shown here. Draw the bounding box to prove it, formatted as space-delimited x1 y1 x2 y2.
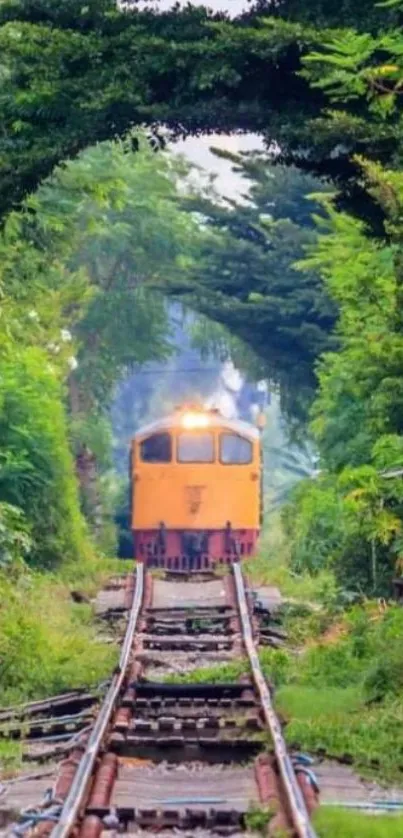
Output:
179 153 335 421
29 136 201 411
0 136 207 549
300 4 403 151
276 604 403 782
302 29 403 116
0 504 31 569
313 808 403 838
69 415 113 471
0 567 116 706
284 694 403 783
0 740 22 775
275 0 401 29
165 646 291 686
245 804 275 834
362 606 403 701
283 480 345 576
164 658 248 685
0 169 96 566
0 0 400 225
283 474 401 594
0 3 322 219
246 511 336 601
284 143 403 592
0 349 89 568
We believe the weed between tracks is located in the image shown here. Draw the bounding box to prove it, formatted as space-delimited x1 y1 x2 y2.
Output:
245 803 275 833
163 647 290 686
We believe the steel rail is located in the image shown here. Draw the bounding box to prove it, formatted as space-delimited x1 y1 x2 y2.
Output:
50 562 144 838
232 562 318 838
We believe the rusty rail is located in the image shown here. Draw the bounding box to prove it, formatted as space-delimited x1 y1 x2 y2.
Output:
47 561 316 838
50 563 144 838
232 562 317 838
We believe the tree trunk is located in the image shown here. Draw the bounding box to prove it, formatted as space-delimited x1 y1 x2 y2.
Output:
68 373 102 537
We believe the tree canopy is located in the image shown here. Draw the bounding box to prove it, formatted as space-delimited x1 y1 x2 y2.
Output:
0 135 205 560
0 0 401 220
170 151 336 421
282 5 403 594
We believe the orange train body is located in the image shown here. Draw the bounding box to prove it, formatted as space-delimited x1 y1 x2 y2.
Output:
130 406 262 570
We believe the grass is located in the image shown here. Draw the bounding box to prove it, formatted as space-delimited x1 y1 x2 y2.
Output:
166 652 403 781
273 604 403 783
58 554 128 597
0 741 23 777
0 561 119 709
277 684 362 720
164 659 248 684
0 554 127 776
243 516 403 784
282 692 403 783
245 512 336 603
313 807 403 837
164 647 291 685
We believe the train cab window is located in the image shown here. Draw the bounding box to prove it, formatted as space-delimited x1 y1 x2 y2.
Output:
140 432 172 463
220 433 252 464
177 432 214 463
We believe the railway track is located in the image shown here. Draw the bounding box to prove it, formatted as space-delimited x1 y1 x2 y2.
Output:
10 564 319 838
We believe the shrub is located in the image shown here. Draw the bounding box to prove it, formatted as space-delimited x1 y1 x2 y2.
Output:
282 479 346 576
0 350 90 569
0 503 32 569
283 474 397 596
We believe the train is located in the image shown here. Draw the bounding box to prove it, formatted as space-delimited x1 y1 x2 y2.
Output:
130 405 263 570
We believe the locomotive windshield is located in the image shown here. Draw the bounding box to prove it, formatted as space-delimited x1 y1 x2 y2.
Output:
177 432 214 463
140 432 172 463
220 433 252 464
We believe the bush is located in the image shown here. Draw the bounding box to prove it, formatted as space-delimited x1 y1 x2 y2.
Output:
282 479 346 576
361 607 403 702
283 475 397 596
0 350 90 568
0 503 32 569
245 511 336 602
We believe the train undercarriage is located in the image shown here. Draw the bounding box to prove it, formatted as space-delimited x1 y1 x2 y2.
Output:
134 523 259 570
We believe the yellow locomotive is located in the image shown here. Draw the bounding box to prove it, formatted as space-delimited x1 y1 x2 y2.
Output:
130 405 262 570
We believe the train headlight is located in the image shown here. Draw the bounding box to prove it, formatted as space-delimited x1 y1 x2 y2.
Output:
181 412 210 429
